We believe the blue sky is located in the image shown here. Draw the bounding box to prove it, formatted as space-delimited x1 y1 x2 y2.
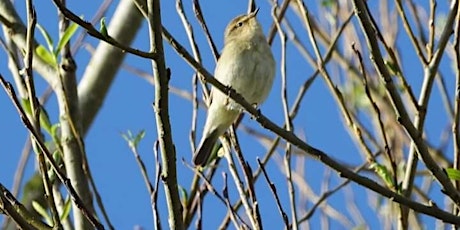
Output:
0 1 456 229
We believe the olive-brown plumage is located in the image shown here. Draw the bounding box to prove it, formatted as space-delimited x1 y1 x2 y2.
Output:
193 9 275 166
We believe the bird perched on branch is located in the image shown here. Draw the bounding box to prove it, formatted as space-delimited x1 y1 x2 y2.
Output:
193 8 275 166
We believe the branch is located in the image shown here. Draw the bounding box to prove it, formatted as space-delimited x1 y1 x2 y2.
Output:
147 0 184 229
0 183 52 230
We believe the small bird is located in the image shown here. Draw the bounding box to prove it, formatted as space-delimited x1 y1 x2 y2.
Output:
193 8 275 166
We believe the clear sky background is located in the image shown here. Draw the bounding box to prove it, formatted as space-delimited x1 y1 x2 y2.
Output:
0 1 456 229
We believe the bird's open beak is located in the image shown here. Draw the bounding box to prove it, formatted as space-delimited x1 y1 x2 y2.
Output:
248 8 259 18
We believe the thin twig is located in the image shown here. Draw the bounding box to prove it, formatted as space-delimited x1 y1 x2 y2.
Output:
182 160 248 228
126 134 160 229
51 0 156 60
153 141 163 230
257 158 289 228
352 44 397 188
272 4 297 229
394 0 428 65
176 0 210 100
70 0 113 55
435 72 454 120
267 0 291 45
24 1 62 228
222 173 247 229
229 128 263 229
192 0 219 62
222 136 259 229
427 0 436 60
452 1 460 216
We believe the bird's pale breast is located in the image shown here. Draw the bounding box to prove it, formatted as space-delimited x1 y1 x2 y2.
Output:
213 39 275 111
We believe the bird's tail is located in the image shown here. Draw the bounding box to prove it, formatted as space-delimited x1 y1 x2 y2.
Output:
193 129 220 166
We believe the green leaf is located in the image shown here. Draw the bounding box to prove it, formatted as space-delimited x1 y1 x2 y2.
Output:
36 24 54 53
121 130 132 143
36 45 57 67
39 105 52 134
384 59 399 76
179 185 188 206
446 168 460 180
321 0 336 7
21 98 32 115
47 150 62 183
100 17 108 38
370 163 394 188
121 130 145 149
50 123 60 140
22 174 42 201
60 197 72 221
32 201 52 225
133 130 145 147
55 22 79 55
22 98 53 134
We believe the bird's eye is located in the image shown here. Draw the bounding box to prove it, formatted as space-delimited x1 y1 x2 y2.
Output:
237 22 243 27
